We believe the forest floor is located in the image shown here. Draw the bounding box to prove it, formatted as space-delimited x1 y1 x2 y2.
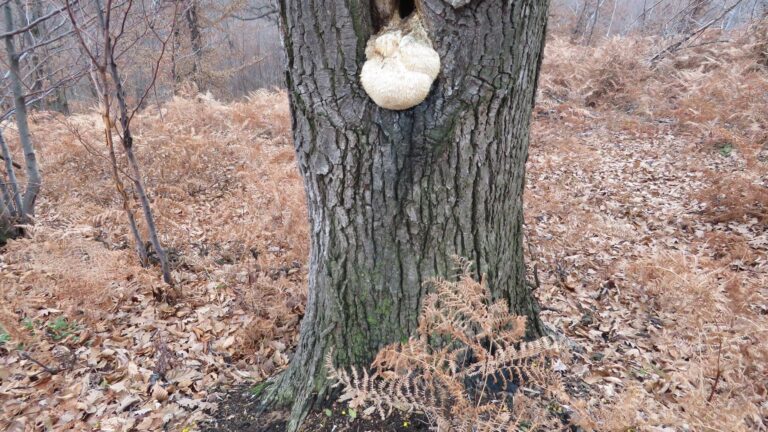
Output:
1 34 767 431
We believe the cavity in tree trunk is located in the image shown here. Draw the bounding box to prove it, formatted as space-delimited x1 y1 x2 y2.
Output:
267 0 550 430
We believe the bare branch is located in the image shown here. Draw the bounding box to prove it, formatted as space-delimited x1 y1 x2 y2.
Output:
0 2 75 39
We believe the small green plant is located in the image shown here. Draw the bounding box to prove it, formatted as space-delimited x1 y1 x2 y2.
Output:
46 317 78 342
718 142 733 157
22 318 35 332
0 326 10 346
249 382 268 396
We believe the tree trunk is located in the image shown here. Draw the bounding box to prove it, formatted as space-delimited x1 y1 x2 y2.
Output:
572 0 589 41
0 129 22 240
585 0 605 45
269 0 550 430
184 0 205 92
106 49 173 286
100 108 150 267
0 129 23 218
95 0 173 286
3 4 42 221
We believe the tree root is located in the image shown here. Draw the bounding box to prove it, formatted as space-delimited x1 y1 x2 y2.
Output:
257 345 332 432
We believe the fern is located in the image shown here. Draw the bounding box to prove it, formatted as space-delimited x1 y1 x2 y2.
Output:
326 264 565 431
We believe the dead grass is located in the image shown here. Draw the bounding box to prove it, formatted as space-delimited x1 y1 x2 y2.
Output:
697 175 768 225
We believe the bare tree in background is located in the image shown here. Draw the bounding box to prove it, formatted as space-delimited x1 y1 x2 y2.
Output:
1 0 79 237
570 0 590 41
652 0 747 63
180 0 205 91
691 0 713 30
170 0 279 95
17 1 71 112
585 0 607 44
64 0 177 286
2 5 41 227
606 0 620 36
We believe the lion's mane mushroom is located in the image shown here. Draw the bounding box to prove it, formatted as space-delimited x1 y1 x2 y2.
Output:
360 14 441 111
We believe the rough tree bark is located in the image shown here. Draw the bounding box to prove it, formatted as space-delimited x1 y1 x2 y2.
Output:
267 0 550 430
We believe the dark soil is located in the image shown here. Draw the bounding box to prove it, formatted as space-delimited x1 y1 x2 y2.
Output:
201 365 592 432
199 385 288 432
299 406 431 432
200 384 431 432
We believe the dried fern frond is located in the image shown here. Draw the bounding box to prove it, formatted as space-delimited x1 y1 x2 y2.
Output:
326 349 456 420
326 268 566 431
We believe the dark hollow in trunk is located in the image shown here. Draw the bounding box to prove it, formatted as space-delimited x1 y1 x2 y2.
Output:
269 0 550 430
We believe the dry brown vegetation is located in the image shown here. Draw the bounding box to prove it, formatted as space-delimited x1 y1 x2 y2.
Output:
1 27 767 431
1 91 307 431
327 266 565 431
530 26 768 431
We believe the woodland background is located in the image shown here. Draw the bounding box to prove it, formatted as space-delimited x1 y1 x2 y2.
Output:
1 1 767 431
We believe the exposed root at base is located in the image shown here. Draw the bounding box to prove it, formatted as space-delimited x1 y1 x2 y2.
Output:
257 368 330 432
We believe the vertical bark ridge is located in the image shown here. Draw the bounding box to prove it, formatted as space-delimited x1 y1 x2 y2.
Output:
269 1 550 429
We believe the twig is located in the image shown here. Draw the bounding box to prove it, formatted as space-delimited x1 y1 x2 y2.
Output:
20 351 60 375
0 154 22 169
707 337 723 402
0 2 76 38
650 0 746 65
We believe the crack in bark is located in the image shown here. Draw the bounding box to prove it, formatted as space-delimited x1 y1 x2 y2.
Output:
264 1 551 430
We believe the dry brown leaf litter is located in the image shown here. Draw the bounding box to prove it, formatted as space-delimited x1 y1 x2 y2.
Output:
1 91 306 431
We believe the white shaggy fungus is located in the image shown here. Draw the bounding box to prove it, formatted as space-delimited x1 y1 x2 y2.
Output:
360 15 441 111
